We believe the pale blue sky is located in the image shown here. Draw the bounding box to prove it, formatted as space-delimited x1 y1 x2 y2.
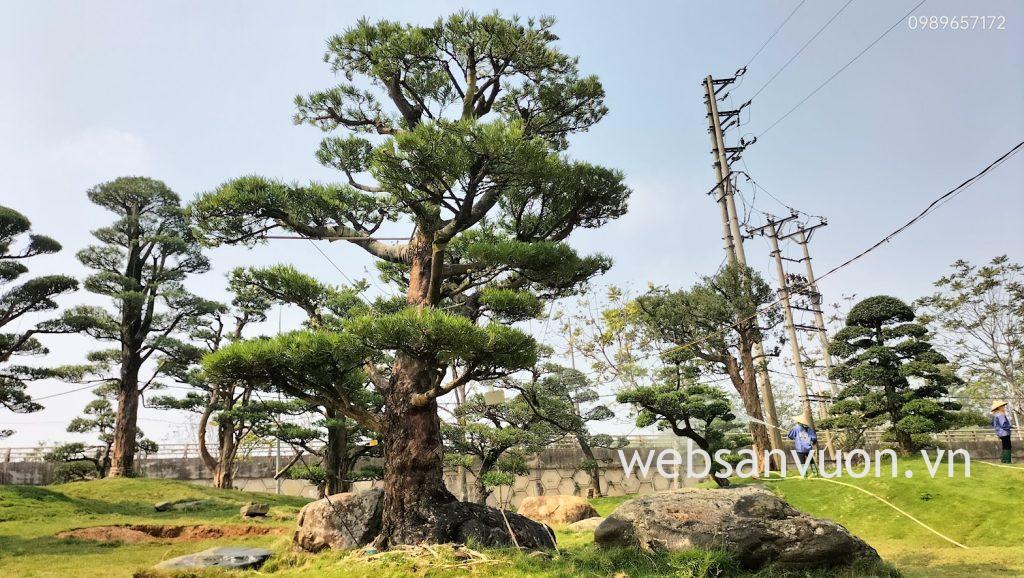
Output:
2 1 1021 445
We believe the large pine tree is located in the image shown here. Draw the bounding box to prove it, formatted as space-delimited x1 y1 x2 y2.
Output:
49 177 217 476
190 13 629 545
0 205 78 438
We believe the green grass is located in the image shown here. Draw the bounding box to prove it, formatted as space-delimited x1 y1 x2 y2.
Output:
735 457 1024 577
0 478 308 578
4 459 1020 577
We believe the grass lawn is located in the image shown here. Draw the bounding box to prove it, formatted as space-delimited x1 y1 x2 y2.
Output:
1 457 1019 577
737 457 1024 577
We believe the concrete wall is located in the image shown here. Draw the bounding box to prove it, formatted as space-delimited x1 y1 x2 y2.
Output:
3 438 1016 507
0 445 702 506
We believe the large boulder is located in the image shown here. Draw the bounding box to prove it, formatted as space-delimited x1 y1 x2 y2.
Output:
154 546 272 570
293 489 385 552
517 495 599 527
293 488 556 552
595 486 879 570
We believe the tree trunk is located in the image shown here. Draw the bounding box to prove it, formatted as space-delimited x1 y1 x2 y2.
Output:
213 416 236 489
474 473 490 506
324 411 351 495
108 358 141 477
732 347 775 471
377 352 456 546
577 435 603 497
374 234 459 546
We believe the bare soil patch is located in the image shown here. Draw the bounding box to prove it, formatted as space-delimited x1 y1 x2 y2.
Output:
58 524 288 543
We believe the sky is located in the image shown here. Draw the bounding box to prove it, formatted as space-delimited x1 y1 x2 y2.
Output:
1 0 1022 447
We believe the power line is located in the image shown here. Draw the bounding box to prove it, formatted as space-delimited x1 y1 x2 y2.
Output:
758 0 928 138
662 139 1023 359
744 0 809 68
814 139 1023 282
304 238 379 307
31 383 100 401
749 0 856 100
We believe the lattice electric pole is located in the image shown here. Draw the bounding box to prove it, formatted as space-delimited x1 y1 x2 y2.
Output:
702 72 783 452
750 212 837 458
784 219 836 396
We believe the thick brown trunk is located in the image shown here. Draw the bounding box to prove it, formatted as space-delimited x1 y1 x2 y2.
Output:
374 233 458 546
377 352 456 546
108 360 141 477
324 411 351 494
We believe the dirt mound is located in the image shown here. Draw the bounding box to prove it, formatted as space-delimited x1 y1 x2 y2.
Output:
58 524 288 543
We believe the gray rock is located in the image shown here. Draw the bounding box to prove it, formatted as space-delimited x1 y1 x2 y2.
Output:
171 500 207 512
153 546 272 570
594 486 879 570
154 499 206 512
240 502 270 517
293 489 385 552
567 516 605 532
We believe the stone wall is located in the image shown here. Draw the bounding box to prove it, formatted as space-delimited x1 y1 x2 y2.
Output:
3 437 1016 507
1 445 701 506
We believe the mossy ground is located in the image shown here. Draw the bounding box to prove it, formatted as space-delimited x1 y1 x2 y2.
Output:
2 457 1019 577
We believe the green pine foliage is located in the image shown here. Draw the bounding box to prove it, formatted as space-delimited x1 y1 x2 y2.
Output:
0 205 78 437
822 295 967 453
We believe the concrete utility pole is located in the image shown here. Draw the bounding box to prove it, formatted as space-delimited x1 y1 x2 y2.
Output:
750 213 815 427
751 214 837 458
788 221 837 396
703 73 783 452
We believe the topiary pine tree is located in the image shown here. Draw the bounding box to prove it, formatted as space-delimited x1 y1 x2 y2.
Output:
617 381 738 487
500 361 625 497
199 264 383 495
43 177 218 477
189 12 629 545
822 295 965 454
0 205 78 438
634 263 783 467
443 392 560 505
148 273 273 489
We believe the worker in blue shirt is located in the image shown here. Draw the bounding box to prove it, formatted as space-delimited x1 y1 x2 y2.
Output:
992 400 1013 464
788 414 817 475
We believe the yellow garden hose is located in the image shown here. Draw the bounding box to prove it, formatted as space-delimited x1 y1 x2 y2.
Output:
802 477 969 550
974 460 1024 471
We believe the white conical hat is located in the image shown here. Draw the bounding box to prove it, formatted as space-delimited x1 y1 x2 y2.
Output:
992 400 1008 411
791 414 810 427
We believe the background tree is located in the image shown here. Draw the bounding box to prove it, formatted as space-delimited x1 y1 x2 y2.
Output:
916 256 1023 424
206 264 383 495
44 177 217 477
149 274 272 488
501 361 624 497
443 392 559 505
822 295 965 453
617 380 739 487
0 205 78 437
203 329 382 495
46 384 158 479
247 397 384 497
189 12 629 545
634 264 782 466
